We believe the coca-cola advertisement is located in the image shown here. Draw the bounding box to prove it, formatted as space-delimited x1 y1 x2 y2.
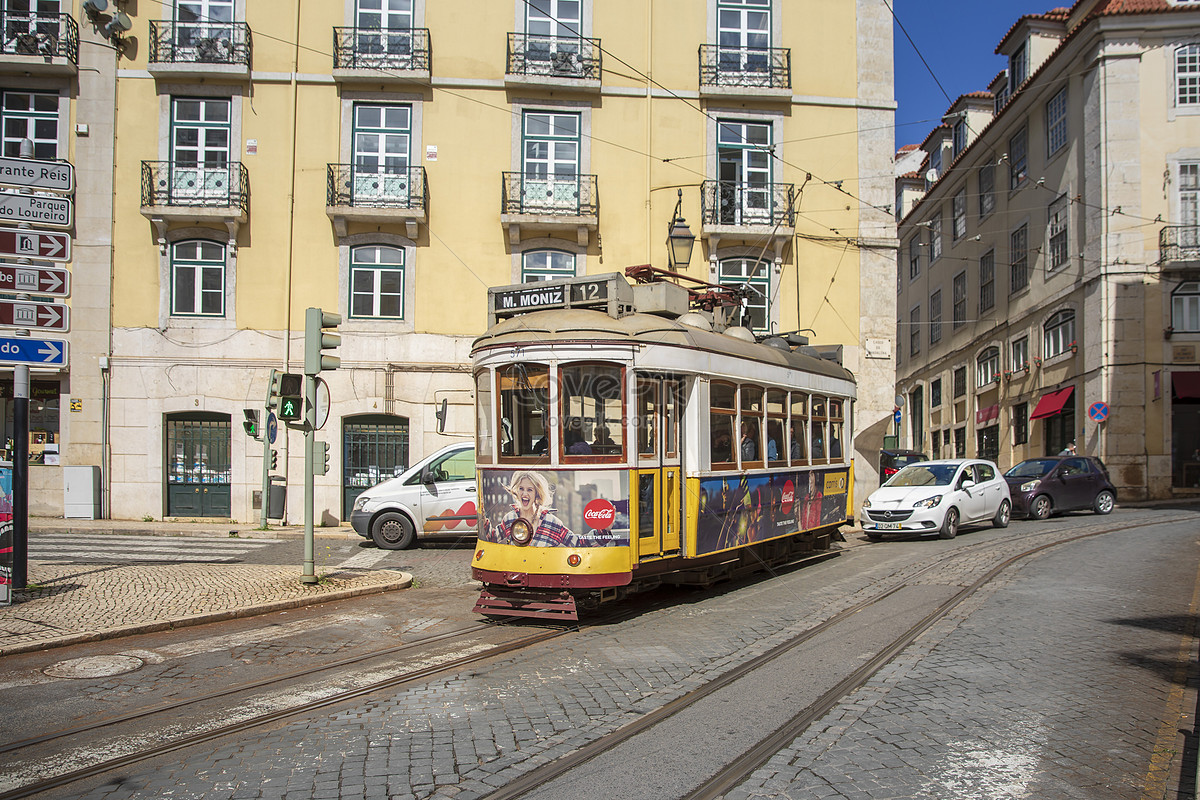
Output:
695 468 849 556
477 468 630 548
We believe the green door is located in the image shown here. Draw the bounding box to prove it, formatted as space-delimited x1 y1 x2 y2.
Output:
165 412 231 517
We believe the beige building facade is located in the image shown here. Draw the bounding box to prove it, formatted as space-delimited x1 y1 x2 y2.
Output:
896 0 1200 500
3 0 895 522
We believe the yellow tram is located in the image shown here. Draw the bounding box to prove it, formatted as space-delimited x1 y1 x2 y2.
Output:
471 271 856 620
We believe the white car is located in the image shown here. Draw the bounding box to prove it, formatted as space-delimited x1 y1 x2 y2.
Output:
861 458 1011 540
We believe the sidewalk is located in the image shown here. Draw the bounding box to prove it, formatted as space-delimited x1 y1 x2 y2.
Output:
0 517 412 657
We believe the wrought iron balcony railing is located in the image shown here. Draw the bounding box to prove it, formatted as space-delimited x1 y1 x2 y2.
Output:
0 11 77 64
701 180 794 227
502 172 599 217
141 161 249 212
699 44 791 90
506 33 601 81
327 164 427 211
149 20 251 66
1160 225 1200 265
333 26 430 72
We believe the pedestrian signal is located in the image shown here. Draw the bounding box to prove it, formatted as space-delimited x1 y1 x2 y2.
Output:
279 395 302 421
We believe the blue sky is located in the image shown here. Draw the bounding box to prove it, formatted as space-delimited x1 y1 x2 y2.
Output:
892 1 1064 148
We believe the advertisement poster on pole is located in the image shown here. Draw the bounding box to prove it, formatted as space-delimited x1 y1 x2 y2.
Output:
0 462 12 605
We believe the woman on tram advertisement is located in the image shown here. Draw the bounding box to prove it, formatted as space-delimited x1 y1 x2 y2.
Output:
477 469 630 548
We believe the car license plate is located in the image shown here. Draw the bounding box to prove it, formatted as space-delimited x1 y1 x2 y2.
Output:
876 522 902 530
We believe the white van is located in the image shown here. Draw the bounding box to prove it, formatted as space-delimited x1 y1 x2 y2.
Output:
349 442 477 549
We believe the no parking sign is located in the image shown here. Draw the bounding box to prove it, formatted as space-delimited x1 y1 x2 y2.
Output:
1088 401 1109 423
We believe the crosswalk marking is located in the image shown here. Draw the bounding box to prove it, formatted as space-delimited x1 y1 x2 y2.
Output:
336 548 393 569
30 533 276 564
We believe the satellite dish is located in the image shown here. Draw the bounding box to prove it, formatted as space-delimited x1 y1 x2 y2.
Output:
104 12 132 35
924 168 939 183
82 0 108 12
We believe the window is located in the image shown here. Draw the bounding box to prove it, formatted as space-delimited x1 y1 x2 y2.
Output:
718 257 770 332
976 346 1000 387
717 119 773 225
766 390 786 465
1 90 59 159
952 271 967 328
1011 336 1029 371
953 119 967 158
522 249 575 282
170 97 231 203
352 104 411 204
717 0 771 76
498 363 550 458
1009 126 1027 189
1173 282 1200 331
994 84 1009 115
1009 42 1028 93
1012 402 1029 445
350 245 404 319
1048 195 1069 272
929 289 942 345
908 237 921 280
930 215 943 261
979 162 995 218
953 366 966 399
928 146 942 188
789 392 807 463
710 381 736 465
171 240 225 316
522 110 581 213
909 305 920 356
561 363 623 460
828 399 844 461
979 250 995 312
1044 309 1076 357
1010 224 1029 293
952 189 966 241
954 427 966 458
1046 88 1068 156
175 0 234 48
1178 44 1200 107
810 395 827 462
358 0 413 30
739 385 764 465
1179 163 1199 233
930 378 942 407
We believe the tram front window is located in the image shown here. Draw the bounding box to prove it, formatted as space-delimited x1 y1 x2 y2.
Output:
498 363 550 458
561 363 624 458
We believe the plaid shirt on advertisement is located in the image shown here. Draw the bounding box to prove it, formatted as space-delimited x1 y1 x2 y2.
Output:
501 507 577 547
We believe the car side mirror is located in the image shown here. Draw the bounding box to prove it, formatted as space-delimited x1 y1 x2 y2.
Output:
422 468 437 484
960 478 976 490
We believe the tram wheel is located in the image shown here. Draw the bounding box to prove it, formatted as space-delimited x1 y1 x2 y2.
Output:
371 512 416 550
939 507 959 539
1030 494 1052 521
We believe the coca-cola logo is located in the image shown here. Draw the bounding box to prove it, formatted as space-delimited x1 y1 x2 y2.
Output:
780 480 795 515
583 498 616 530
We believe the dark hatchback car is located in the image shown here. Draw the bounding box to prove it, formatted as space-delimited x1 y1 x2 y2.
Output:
1003 456 1116 519
879 448 927 480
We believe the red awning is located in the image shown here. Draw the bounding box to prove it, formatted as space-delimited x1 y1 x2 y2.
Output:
1030 386 1075 420
1173 372 1200 399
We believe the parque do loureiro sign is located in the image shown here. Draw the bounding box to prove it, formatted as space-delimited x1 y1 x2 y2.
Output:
0 190 73 229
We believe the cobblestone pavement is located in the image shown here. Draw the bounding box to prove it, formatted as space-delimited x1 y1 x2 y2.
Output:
39 508 1200 800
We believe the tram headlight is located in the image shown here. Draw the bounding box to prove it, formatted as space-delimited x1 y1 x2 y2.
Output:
913 495 942 509
1020 479 1041 492
510 518 534 546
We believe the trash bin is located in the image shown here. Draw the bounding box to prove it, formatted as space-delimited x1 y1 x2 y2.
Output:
268 476 286 519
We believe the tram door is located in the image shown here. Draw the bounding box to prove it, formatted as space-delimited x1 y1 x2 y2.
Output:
635 375 683 559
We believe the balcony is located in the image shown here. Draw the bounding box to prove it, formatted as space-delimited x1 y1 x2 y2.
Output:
326 164 427 238
0 11 77 76
332 27 431 85
148 20 251 80
1160 225 1200 271
500 171 598 245
505 33 601 92
698 45 791 100
700 180 795 259
140 161 249 248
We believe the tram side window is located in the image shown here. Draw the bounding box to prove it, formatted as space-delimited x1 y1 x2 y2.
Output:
829 400 844 461
811 396 827 462
636 376 658 457
476 369 493 464
498 363 550 458
561 363 624 458
790 393 808 463
710 381 736 466
766 390 786 465
740 385 764 465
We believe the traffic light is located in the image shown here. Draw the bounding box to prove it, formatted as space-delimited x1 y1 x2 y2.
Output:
266 369 283 410
316 440 330 476
278 372 303 422
270 449 278 470
305 307 341 376
243 409 260 439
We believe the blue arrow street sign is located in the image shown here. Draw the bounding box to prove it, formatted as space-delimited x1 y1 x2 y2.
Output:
267 411 278 445
0 336 67 367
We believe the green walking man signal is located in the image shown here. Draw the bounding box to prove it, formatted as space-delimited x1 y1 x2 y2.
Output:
277 372 303 421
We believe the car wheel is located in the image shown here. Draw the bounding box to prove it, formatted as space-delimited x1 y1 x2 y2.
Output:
993 499 1011 529
1093 490 1115 516
1030 494 1052 521
371 512 416 550
939 507 959 539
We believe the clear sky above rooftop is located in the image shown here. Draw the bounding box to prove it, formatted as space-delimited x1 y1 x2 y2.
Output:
893 1 1064 150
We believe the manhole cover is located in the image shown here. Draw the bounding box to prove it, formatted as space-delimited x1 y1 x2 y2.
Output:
44 655 145 679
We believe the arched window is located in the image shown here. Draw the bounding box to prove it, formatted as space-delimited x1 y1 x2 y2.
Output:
521 249 575 281
1043 309 1076 358
171 239 226 316
1173 282 1200 331
976 346 1000 387
350 245 404 319
717 257 770 331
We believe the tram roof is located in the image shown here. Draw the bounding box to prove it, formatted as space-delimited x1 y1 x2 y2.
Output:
472 308 855 386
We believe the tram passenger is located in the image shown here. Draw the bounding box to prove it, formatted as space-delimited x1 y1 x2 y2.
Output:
766 420 783 461
713 430 732 463
592 425 616 453
740 422 758 461
565 417 592 454
499 470 577 546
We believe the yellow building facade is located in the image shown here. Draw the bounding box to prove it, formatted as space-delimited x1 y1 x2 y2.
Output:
4 0 895 521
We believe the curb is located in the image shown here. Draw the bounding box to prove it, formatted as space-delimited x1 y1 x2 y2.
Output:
0 572 413 658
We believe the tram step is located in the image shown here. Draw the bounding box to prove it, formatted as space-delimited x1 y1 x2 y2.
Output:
474 588 580 621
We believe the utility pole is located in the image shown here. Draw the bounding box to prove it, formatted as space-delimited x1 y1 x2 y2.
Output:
301 308 339 584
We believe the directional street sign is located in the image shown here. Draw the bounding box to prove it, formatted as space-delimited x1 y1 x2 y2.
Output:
0 226 71 263
0 299 68 331
0 336 67 367
0 263 69 297
0 191 73 229
0 156 74 194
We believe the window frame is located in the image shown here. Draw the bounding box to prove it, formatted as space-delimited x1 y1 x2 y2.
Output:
1046 87 1068 156
1 89 60 160
718 257 771 333
929 288 942 345
979 249 995 312
521 249 577 282
1010 223 1029 294
1010 336 1029 371
1178 44 1200 108
349 244 405 320
1009 126 1028 190
952 271 967 329
909 305 921 357
1043 309 1076 358
1172 281 1200 332
1047 194 1069 273
953 366 966 399
170 239 226 317
978 161 995 218
976 346 1000 387
952 188 966 241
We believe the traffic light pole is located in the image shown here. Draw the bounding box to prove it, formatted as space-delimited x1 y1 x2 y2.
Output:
260 369 278 530
301 372 317 584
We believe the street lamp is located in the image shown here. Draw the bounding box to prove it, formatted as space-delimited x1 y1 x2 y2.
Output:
666 188 695 269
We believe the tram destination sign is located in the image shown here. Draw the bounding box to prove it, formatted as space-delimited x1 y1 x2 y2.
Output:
0 156 74 194
0 263 69 296
489 273 633 326
0 190 73 229
0 226 71 262
0 299 68 331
